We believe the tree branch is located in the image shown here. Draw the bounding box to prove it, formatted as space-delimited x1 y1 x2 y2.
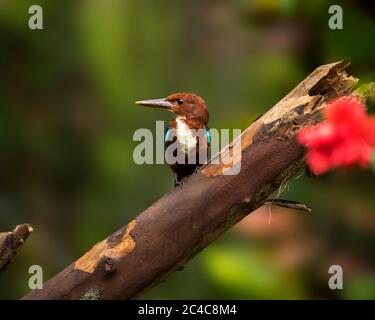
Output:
22 61 357 300
0 224 33 273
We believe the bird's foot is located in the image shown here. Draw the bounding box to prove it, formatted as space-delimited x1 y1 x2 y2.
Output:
174 179 184 187
173 165 204 188
194 165 203 173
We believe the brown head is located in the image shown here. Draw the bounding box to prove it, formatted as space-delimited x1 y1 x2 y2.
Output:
136 93 209 125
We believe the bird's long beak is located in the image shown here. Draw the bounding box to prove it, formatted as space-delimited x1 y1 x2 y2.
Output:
135 98 174 110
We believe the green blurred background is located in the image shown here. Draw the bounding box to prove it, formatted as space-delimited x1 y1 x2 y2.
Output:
1 0 374 299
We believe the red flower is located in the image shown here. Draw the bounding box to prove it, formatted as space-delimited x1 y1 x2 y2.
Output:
297 96 375 175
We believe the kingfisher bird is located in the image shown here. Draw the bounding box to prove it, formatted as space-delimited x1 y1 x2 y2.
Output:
136 93 210 186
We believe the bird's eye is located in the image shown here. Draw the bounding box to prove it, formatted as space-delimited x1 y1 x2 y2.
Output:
176 99 184 105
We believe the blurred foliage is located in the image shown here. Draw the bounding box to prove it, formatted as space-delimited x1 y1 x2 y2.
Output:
0 0 374 299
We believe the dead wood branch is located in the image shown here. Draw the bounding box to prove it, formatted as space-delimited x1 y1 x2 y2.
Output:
22 61 357 300
0 224 33 273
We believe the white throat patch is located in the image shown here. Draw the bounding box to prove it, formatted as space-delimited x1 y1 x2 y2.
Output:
175 117 196 155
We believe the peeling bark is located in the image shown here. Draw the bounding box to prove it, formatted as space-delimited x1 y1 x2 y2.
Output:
22 61 358 300
0 224 33 273
74 220 136 274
